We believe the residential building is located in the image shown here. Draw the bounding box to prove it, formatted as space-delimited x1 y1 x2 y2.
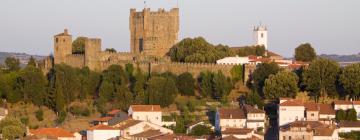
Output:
243 105 265 130
334 100 353 110
221 128 263 140
93 109 129 126
216 108 247 131
318 104 336 124
149 134 195 140
279 121 339 140
130 130 164 140
117 119 173 139
278 99 305 126
216 56 250 65
304 102 320 121
338 120 360 133
29 128 81 140
87 124 120 140
128 105 162 126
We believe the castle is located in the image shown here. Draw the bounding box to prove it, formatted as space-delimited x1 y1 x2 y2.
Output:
40 8 241 78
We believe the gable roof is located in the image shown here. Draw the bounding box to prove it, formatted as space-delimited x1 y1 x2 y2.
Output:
95 116 113 122
130 105 161 112
280 121 336 136
338 120 360 127
88 124 118 130
218 108 246 119
304 102 319 111
131 130 163 138
107 109 122 115
116 119 142 130
30 128 74 138
243 105 265 114
221 128 253 135
334 100 352 105
279 100 303 106
318 104 335 115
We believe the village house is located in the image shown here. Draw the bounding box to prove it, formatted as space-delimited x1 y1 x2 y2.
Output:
216 108 247 131
243 105 265 130
128 105 163 126
278 99 305 127
221 128 263 140
116 119 173 139
279 121 339 140
148 134 196 140
86 124 120 140
338 120 360 133
29 128 82 140
93 109 129 126
334 100 353 111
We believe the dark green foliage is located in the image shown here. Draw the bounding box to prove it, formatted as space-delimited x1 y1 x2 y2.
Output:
133 68 146 104
0 117 26 140
189 124 212 136
263 71 299 100
20 117 29 125
246 91 264 109
198 71 232 99
69 105 91 117
346 109 357 121
78 67 101 100
147 76 178 107
176 72 195 96
169 37 234 63
5 57 20 72
72 37 86 54
105 48 117 53
340 63 360 98
295 43 316 62
339 132 360 139
235 45 266 56
56 111 67 124
251 62 280 96
199 71 213 98
336 109 346 121
35 109 44 121
27 56 36 67
303 58 340 98
231 65 243 82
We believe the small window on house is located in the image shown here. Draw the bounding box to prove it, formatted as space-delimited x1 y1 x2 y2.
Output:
56 38 59 43
261 33 264 38
311 113 314 116
283 136 285 140
289 136 291 140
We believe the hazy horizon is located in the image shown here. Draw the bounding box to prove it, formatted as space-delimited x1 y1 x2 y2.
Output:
0 0 359 57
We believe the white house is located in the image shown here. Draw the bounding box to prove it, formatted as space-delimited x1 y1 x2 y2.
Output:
87 124 120 140
117 119 173 139
216 56 249 65
128 105 162 126
278 99 305 127
279 121 339 140
243 105 265 130
222 128 263 140
29 128 81 140
216 108 247 131
334 100 353 110
338 120 360 133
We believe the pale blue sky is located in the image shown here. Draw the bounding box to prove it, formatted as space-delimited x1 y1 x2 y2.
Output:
0 0 359 57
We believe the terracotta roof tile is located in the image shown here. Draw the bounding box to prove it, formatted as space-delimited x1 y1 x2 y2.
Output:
318 104 335 115
131 130 163 138
95 116 113 122
279 100 303 106
116 119 142 130
107 109 122 115
88 124 118 130
130 105 161 112
30 128 74 138
353 101 360 105
304 102 319 111
243 105 265 114
219 108 246 119
280 121 336 136
334 100 352 105
149 134 195 140
221 128 253 135
338 120 360 127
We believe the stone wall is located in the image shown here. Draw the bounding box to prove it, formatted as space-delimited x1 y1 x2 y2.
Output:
64 54 85 68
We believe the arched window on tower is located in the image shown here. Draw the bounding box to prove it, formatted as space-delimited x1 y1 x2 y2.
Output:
261 33 264 38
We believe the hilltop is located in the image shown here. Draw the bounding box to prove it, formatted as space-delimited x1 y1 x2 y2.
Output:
0 52 46 65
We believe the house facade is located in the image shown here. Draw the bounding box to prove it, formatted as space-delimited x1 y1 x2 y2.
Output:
128 105 162 126
278 99 305 127
87 124 120 140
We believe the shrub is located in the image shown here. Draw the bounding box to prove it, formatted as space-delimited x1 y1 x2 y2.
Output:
69 105 90 117
20 117 29 125
56 111 67 124
35 109 44 121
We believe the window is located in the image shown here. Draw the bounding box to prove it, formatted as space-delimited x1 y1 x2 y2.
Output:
311 113 314 116
289 136 291 140
261 33 264 38
283 136 285 140
55 38 59 43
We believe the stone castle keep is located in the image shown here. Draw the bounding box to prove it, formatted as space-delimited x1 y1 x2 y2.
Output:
41 8 251 78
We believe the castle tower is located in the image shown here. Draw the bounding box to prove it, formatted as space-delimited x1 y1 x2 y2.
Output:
254 25 268 50
130 8 179 57
85 38 101 71
54 29 72 64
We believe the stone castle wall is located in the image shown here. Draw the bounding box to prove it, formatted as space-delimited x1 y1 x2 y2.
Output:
64 54 85 68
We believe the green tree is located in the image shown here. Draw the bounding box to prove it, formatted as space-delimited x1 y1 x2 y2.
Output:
189 124 212 136
5 57 20 72
77 67 101 100
27 56 36 67
147 76 178 107
252 62 280 95
246 91 264 109
336 109 346 121
176 72 195 96
263 71 299 100
212 71 232 99
0 117 26 140
340 64 360 99
235 45 265 56
231 65 243 82
133 68 146 104
15 66 47 106
72 37 86 54
199 71 213 98
346 109 357 121
105 48 117 53
303 58 340 99
295 43 316 62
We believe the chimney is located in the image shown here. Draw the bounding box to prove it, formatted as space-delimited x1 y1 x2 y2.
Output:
229 114 232 119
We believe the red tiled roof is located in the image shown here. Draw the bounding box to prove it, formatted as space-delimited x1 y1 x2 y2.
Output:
30 128 74 138
95 116 113 122
279 100 303 106
116 119 142 130
107 109 122 115
338 120 360 127
88 124 118 130
334 100 352 105
243 105 265 114
353 101 360 105
319 104 335 115
131 130 163 138
219 108 246 119
222 128 253 135
130 105 161 112
304 102 319 111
